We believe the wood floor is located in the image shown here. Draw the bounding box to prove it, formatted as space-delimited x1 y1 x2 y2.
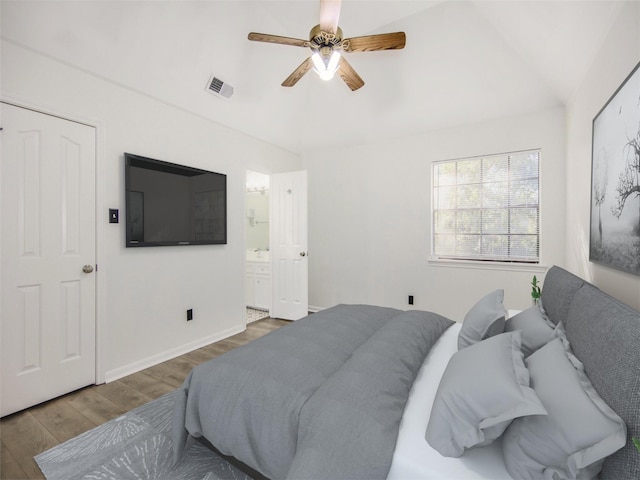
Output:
0 317 289 480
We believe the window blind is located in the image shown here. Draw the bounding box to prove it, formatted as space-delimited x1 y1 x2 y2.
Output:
432 150 540 263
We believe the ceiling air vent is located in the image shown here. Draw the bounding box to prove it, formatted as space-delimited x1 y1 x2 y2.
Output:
206 74 234 99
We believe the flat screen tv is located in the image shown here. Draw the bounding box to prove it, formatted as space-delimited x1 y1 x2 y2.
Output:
125 153 227 247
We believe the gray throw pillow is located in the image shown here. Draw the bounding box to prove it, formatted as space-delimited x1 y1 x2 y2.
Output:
503 337 627 480
504 305 556 357
426 331 547 458
458 289 506 350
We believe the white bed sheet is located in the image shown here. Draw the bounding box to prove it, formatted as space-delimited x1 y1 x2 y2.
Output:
387 322 512 480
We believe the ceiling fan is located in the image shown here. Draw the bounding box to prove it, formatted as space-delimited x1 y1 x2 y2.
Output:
247 0 406 91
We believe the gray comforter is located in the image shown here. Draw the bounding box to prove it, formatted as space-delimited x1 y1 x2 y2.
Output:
172 304 453 479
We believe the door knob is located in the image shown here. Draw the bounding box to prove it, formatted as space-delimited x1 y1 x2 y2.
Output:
82 264 94 274
299 251 307 257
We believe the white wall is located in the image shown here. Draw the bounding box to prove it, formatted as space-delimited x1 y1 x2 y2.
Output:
1 40 303 381
565 1 640 311
304 108 567 321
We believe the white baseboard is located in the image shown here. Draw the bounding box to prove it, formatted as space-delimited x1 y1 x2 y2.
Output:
308 305 325 313
104 324 246 383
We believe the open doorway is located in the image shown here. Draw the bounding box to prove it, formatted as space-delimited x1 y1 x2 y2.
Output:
245 171 271 323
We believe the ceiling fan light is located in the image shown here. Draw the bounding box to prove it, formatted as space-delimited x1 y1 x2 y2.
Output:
318 70 334 81
312 51 341 81
327 51 341 71
311 52 325 72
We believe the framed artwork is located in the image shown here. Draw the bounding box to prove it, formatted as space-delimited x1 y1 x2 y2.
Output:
590 60 640 276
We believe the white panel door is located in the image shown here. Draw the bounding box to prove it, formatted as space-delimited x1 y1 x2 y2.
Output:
271 171 308 320
1 103 96 416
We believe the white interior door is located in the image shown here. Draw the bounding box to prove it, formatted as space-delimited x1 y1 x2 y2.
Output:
1 103 96 417
271 171 308 320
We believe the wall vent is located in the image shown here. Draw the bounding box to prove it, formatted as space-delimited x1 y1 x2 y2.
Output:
206 74 234 99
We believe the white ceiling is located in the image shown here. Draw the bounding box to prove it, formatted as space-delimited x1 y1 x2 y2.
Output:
1 0 626 154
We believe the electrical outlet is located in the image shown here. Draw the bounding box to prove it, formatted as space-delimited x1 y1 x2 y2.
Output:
408 295 414 305
187 309 193 321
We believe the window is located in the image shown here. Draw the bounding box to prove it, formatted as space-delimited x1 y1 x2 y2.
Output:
432 150 540 263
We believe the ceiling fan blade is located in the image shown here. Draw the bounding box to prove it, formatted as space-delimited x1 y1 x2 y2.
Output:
248 32 310 48
319 0 341 34
282 57 314 87
337 56 364 91
342 32 406 52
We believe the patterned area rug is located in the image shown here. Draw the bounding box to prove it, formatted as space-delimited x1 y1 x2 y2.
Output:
35 390 251 480
246 307 269 323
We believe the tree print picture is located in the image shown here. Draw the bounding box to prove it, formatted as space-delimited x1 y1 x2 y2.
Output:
590 61 640 276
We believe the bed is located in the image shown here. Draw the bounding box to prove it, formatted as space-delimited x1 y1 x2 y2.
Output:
172 266 640 479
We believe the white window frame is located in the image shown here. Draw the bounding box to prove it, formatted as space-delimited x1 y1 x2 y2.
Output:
431 149 541 265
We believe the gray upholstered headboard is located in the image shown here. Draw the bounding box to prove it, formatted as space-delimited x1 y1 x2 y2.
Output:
540 266 640 479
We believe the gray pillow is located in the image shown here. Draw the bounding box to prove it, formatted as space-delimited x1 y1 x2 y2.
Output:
458 289 506 350
503 337 627 480
426 331 547 458
504 305 556 356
